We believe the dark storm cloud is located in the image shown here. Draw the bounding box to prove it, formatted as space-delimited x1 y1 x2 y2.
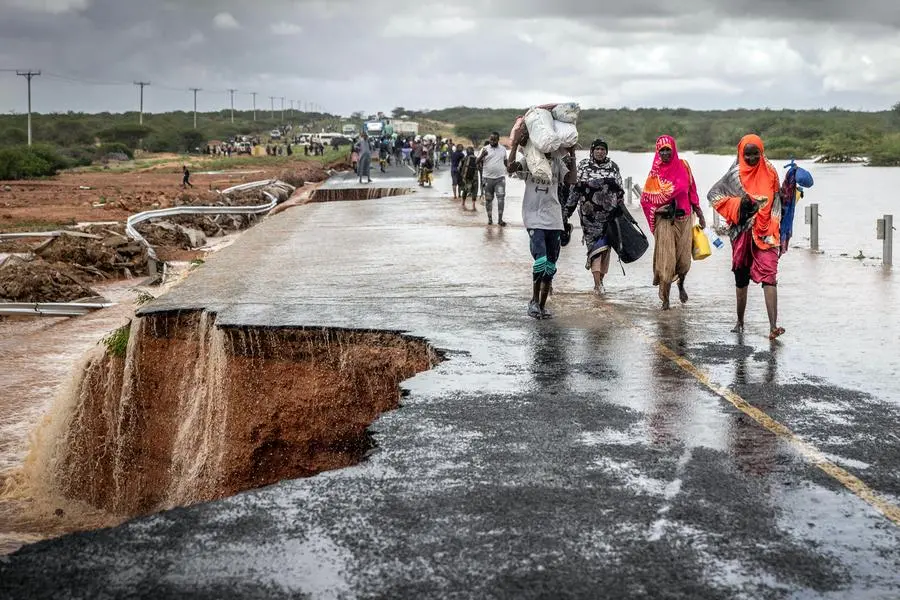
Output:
0 0 898 114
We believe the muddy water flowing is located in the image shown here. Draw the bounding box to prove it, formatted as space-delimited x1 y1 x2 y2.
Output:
0 310 437 552
310 187 413 202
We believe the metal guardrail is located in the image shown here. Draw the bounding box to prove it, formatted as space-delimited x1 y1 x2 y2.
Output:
0 179 297 245
1 179 295 318
0 302 116 317
0 231 62 241
125 179 295 260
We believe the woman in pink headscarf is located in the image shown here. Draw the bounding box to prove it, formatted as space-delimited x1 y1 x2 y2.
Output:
640 135 706 309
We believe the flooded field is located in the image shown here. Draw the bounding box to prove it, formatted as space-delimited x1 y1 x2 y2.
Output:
605 152 898 261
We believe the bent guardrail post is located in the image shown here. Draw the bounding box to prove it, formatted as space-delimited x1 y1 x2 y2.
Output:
0 302 116 317
877 214 894 267
805 203 820 252
125 179 295 263
0 231 62 242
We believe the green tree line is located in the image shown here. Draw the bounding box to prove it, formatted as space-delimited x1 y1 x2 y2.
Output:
413 105 900 166
0 109 341 179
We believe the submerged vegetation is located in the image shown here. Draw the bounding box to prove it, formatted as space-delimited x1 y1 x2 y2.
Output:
102 323 131 358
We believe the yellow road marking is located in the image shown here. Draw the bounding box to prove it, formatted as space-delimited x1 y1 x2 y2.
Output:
652 340 900 527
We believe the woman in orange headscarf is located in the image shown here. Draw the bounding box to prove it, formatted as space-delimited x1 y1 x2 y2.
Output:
640 135 706 310
708 134 784 339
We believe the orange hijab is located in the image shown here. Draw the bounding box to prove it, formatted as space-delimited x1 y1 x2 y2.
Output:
738 134 778 202
737 134 780 248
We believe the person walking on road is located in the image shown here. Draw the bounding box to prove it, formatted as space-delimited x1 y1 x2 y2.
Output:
567 139 625 295
508 128 577 319
477 132 509 226
182 165 193 189
357 132 373 184
708 134 784 339
459 147 479 210
450 144 465 199
640 135 705 310
411 139 422 171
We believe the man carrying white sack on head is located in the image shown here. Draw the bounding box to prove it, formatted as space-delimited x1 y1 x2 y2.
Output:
507 122 577 320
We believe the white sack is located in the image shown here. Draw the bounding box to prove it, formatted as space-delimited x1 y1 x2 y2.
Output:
553 120 579 148
551 102 581 124
523 107 561 154
522 140 553 184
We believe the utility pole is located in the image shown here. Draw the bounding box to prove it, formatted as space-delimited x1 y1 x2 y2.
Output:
280 97 285 122
16 70 41 146
289 100 294 118
228 88 238 124
134 81 150 125
190 88 202 129
270 96 275 120
251 92 257 121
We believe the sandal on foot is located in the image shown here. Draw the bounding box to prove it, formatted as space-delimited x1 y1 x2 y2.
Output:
769 327 786 340
730 323 745 333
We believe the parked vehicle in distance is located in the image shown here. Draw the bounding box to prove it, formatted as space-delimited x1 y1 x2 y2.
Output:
364 121 384 137
270 130 282 140
392 120 419 137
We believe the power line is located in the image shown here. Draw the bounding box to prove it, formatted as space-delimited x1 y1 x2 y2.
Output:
43 71 130 87
16 70 41 146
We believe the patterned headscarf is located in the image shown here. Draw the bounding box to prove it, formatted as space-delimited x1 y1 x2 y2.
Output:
640 135 694 233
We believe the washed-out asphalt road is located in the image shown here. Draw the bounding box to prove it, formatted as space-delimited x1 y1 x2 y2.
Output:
2 163 899 599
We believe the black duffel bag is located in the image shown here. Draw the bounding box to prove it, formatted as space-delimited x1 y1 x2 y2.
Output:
607 204 649 264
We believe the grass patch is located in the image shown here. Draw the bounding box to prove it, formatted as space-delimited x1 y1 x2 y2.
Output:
198 147 345 172
101 322 131 358
0 219 76 234
134 290 156 306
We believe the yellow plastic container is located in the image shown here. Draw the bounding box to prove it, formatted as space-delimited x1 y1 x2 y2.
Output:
692 225 712 261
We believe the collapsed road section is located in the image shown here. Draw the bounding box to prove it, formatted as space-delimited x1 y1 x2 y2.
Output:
0 310 438 546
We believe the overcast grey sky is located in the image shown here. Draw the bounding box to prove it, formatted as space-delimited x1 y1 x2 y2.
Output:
1 0 899 116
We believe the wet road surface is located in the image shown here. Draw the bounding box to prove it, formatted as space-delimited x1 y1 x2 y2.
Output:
2 167 899 599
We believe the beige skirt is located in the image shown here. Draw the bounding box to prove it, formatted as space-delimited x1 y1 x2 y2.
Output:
652 217 692 286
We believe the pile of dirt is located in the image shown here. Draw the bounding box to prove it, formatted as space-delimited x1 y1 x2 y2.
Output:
35 231 147 279
0 256 97 302
0 239 38 254
324 156 353 172
278 163 329 188
134 221 199 251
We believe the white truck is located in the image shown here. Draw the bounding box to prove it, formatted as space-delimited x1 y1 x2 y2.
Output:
392 120 419 137
364 121 384 137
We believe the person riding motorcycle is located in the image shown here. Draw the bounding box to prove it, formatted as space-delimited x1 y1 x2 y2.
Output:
419 154 435 186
